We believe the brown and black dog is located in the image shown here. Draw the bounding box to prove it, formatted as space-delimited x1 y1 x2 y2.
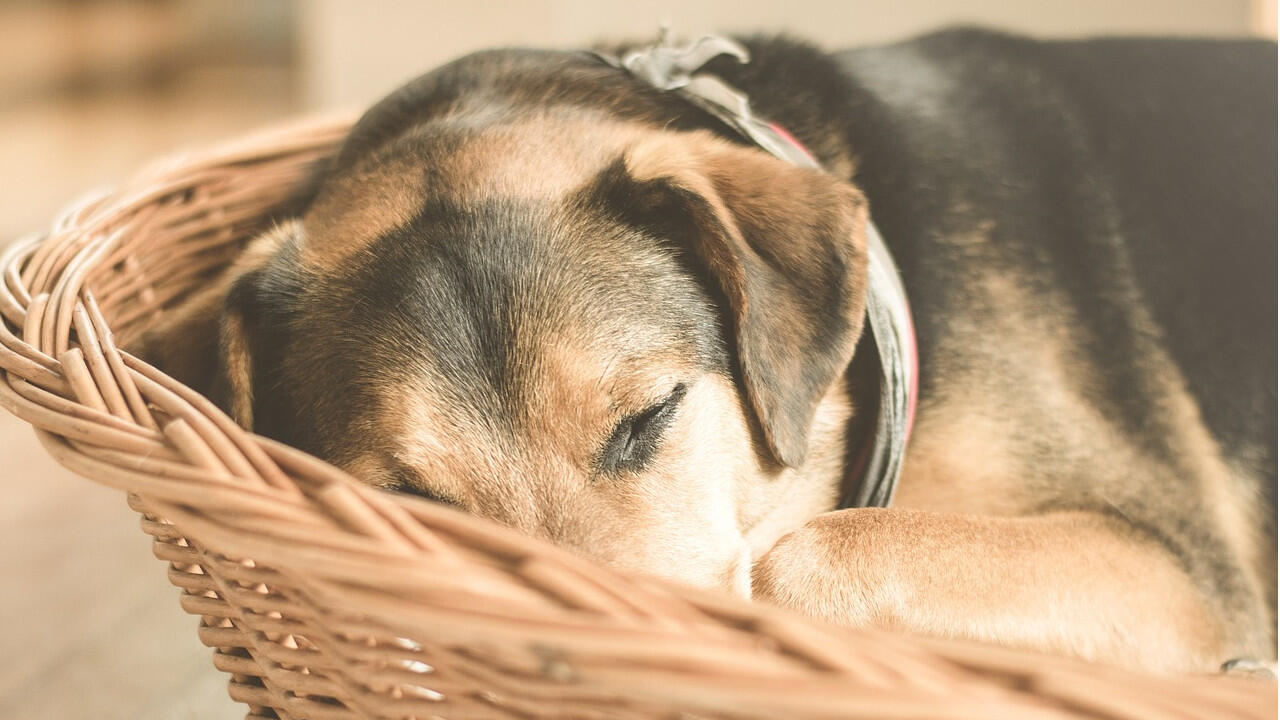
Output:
139 28 1277 674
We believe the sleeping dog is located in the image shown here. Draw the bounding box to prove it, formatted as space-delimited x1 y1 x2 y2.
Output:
139 28 1277 673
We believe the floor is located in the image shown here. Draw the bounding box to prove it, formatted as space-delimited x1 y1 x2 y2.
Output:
0 69 296 720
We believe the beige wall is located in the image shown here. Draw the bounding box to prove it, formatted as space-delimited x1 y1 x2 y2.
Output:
298 0 1271 109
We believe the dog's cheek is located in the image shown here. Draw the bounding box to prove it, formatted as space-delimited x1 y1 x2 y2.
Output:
622 375 758 593
727 541 754 599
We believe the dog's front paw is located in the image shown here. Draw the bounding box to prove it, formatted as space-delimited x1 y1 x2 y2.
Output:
749 512 881 626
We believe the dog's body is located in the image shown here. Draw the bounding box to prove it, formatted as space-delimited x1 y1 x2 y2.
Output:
142 28 1277 672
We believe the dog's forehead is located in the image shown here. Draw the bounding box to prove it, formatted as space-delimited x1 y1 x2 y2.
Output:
300 112 656 273
303 185 726 464
344 193 713 396
426 114 652 200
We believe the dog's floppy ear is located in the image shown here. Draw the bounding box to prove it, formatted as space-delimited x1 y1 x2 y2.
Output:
134 221 301 430
613 133 869 467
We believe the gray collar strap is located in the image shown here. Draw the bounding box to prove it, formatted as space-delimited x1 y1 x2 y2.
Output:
593 32 918 509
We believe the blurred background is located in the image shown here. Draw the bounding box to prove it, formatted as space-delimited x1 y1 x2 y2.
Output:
0 2 1273 718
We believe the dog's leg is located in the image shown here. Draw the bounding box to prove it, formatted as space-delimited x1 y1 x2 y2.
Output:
751 507 1261 673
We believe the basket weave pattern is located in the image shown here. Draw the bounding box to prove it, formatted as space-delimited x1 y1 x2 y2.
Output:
1 114 1273 720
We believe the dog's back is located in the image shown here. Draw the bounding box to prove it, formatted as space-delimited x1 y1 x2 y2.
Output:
1045 41 1278 610
848 29 1276 469
834 29 1276 631
1038 36 1275 478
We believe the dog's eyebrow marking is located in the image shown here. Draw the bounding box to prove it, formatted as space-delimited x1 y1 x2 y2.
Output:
300 151 428 273
596 352 620 393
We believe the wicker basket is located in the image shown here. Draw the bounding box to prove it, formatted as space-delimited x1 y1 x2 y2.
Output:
1 113 1273 720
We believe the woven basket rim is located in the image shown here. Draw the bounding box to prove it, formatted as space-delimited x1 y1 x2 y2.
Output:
1 112 1273 720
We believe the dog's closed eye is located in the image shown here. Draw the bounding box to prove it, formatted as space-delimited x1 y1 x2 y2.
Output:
599 383 687 475
388 469 463 508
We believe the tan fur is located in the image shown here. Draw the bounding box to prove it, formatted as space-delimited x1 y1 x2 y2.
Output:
299 114 660 273
427 115 652 202
219 311 254 429
751 509 1227 672
300 155 426 273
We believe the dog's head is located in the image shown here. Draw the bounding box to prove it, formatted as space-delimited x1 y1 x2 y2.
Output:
144 57 869 595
